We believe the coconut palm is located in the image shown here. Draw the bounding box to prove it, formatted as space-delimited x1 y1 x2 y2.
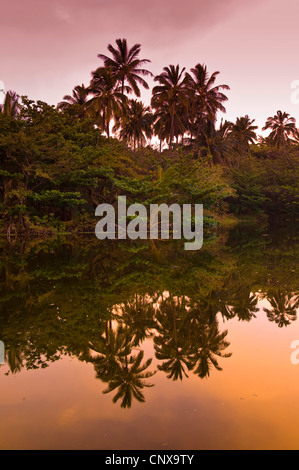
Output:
102 350 156 408
58 84 90 117
264 291 298 328
229 115 258 152
152 65 188 148
116 295 156 346
98 38 153 96
87 67 127 137
153 101 186 150
225 288 259 322
154 296 194 380
196 118 233 164
262 111 299 148
58 84 89 108
185 63 230 135
191 323 232 378
114 99 154 150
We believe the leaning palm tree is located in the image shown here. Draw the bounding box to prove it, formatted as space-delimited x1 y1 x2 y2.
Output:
262 110 299 148
114 99 154 150
58 84 90 116
0 91 19 117
185 63 230 135
152 65 188 149
87 67 127 137
98 38 153 96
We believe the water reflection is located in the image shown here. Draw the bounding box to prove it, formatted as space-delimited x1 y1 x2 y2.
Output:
0 224 298 409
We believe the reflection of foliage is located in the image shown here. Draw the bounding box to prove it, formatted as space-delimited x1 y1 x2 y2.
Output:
154 296 232 380
5 346 23 375
0 223 298 406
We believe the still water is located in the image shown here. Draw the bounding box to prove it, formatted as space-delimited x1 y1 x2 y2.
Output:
0 223 298 450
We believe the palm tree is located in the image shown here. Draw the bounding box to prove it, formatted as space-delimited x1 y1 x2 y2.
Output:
153 105 170 151
225 288 259 322
196 118 233 164
114 99 154 150
264 291 298 328
98 38 153 97
229 115 258 153
154 296 194 380
87 67 127 137
152 65 188 148
58 84 90 117
0 91 19 117
262 111 298 148
191 323 232 378
102 350 156 408
185 64 230 136
117 295 156 346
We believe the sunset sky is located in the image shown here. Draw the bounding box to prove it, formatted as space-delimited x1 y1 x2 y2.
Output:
2 0 299 133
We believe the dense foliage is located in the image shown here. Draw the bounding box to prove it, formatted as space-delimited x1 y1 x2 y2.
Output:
0 39 298 236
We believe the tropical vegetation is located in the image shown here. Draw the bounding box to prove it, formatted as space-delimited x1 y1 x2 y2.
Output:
0 38 298 238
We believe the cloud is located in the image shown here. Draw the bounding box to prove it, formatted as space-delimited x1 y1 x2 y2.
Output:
0 0 263 35
0 0 269 109
55 4 73 24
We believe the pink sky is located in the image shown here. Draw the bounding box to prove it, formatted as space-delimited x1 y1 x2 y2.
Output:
1 0 299 133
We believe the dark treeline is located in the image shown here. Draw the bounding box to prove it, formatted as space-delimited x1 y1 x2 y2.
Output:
0 38 298 237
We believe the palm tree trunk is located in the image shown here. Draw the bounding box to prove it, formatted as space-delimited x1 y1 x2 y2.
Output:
170 105 175 149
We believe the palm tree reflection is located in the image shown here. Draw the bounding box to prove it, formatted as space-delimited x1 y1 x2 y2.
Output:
264 292 298 328
82 322 156 408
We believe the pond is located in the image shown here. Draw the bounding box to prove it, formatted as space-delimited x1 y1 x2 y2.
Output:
0 223 298 450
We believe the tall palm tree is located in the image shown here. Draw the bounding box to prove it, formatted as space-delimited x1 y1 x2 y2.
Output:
152 65 188 148
98 38 153 97
114 99 154 150
229 115 258 152
58 84 90 117
185 64 230 135
262 110 298 148
0 91 19 117
87 67 127 137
